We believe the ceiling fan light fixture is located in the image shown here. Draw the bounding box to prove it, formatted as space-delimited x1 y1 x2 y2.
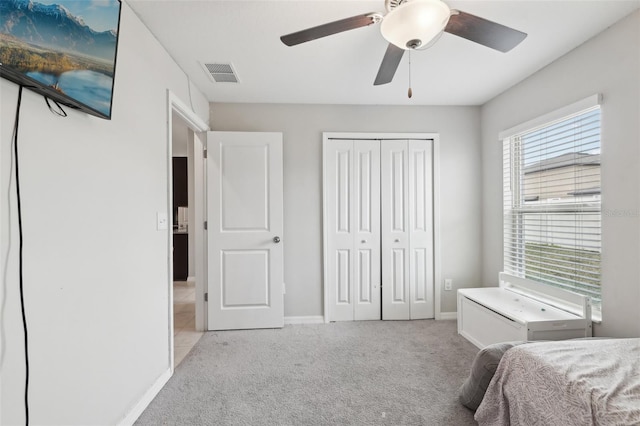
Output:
380 0 451 50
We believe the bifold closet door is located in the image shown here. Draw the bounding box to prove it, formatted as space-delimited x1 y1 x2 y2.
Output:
325 139 381 321
381 140 434 320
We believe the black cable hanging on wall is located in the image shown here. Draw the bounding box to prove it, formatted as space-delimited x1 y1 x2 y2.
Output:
12 85 30 425
9 81 68 426
44 97 67 117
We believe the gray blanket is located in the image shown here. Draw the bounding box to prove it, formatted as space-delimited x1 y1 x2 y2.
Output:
475 338 640 425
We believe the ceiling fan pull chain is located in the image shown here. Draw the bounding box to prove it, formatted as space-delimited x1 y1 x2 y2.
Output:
408 50 413 98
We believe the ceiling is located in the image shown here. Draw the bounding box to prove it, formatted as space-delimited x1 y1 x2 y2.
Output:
126 0 640 106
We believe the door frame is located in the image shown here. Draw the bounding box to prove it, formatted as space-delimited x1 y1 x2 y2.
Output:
166 90 209 371
321 132 442 321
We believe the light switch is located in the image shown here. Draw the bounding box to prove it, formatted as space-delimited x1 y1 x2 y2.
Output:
157 212 168 230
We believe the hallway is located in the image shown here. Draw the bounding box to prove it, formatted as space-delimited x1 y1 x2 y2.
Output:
173 281 203 366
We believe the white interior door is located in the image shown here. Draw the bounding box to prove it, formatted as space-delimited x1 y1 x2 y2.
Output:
354 141 381 320
408 140 434 319
325 139 381 321
381 141 411 320
207 131 284 330
381 139 434 320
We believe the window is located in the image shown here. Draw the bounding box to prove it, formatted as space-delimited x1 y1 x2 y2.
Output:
503 100 602 311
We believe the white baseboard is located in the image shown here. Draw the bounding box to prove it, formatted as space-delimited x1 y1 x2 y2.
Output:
117 368 171 426
437 311 458 320
284 315 325 325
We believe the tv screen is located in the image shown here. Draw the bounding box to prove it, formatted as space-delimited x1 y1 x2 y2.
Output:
0 0 121 119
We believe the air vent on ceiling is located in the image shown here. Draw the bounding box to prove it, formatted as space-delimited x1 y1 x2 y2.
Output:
201 62 239 83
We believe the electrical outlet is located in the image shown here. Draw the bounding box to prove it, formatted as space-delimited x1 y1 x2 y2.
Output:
444 279 453 291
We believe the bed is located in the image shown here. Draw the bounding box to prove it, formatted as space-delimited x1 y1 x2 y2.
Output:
474 338 640 425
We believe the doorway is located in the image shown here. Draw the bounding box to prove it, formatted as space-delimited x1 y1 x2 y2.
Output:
322 132 442 322
167 91 208 369
170 115 200 365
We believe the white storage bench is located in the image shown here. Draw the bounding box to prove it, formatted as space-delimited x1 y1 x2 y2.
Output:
457 273 592 349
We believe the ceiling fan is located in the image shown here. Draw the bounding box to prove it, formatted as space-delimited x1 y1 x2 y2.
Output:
280 0 527 86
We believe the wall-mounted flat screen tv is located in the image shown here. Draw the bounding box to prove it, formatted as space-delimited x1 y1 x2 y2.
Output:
0 0 121 120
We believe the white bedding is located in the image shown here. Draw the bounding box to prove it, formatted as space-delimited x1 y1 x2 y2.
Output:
475 338 640 426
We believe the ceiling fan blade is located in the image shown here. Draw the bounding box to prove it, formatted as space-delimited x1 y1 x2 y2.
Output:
374 43 405 86
281 13 379 46
444 10 527 53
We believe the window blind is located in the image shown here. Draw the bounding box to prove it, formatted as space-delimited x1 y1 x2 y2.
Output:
503 106 602 307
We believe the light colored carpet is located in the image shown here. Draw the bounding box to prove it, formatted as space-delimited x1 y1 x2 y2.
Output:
136 320 479 425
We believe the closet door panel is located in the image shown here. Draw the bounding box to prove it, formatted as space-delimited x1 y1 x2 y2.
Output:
336 250 351 304
409 141 434 319
357 249 372 302
354 141 381 320
391 249 407 302
326 140 355 321
381 141 410 320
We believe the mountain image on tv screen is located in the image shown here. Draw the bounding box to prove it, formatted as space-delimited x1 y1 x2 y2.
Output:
0 0 120 117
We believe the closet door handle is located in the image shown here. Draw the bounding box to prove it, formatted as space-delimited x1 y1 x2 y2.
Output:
273 236 281 243
361 240 367 244
394 239 400 243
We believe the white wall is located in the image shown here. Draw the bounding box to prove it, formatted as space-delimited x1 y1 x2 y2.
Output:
210 104 481 315
481 11 640 337
0 2 209 424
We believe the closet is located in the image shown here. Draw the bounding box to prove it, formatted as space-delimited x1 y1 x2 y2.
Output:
323 134 435 322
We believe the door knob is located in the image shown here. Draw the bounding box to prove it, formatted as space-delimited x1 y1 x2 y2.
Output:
361 240 367 244
394 239 400 243
273 236 281 243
